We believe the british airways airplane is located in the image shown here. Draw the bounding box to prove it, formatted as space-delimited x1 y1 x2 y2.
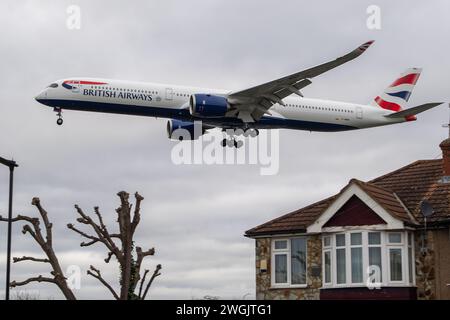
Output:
35 41 441 147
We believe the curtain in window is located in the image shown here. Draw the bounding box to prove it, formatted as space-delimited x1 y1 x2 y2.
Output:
275 254 287 283
291 238 307 284
351 248 363 283
389 248 403 281
336 248 346 284
369 247 382 282
408 247 413 284
324 251 331 283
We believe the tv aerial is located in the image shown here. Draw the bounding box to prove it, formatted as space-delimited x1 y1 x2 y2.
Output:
441 103 450 138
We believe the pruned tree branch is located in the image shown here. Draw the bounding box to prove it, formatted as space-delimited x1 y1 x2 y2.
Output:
69 191 161 300
138 269 149 299
87 265 119 300
131 192 144 235
13 256 50 263
10 275 57 287
31 197 53 246
105 251 114 263
72 204 123 264
0 199 77 300
142 264 162 300
1 191 162 300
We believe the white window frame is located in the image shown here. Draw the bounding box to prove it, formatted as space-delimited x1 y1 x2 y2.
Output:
323 236 332 285
321 230 415 289
407 233 416 285
368 231 383 283
271 237 308 288
335 234 347 286
387 232 404 284
349 232 364 285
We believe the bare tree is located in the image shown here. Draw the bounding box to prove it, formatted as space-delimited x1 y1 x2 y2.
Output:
0 191 161 300
68 191 161 300
0 197 76 300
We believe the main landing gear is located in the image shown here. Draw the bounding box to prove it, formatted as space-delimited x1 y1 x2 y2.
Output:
221 128 259 148
54 107 63 125
221 138 244 148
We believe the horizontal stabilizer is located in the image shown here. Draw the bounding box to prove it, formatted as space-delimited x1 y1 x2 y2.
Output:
384 102 443 118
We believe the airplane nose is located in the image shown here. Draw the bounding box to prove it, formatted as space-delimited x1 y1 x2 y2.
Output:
35 90 48 104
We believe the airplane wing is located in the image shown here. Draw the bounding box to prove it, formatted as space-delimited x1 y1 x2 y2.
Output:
227 41 375 122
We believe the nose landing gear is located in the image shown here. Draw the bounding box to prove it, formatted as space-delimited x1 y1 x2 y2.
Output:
54 107 63 126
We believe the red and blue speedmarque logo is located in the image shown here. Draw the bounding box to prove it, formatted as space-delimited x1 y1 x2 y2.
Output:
62 80 108 90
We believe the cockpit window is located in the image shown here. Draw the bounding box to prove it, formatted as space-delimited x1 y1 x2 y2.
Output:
48 83 58 88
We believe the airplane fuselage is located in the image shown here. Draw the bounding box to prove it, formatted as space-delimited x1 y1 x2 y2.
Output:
35 78 406 132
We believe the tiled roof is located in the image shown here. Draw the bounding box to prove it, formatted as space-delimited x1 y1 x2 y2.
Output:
245 159 450 237
350 179 414 224
370 159 450 224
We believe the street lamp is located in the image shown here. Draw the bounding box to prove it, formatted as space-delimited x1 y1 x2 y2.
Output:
0 157 18 301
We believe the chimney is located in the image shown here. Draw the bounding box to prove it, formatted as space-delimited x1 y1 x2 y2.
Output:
439 138 450 179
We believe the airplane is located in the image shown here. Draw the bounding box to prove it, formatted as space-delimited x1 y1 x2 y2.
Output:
35 41 442 148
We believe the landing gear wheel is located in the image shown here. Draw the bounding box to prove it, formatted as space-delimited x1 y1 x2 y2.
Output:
249 129 259 137
221 138 227 147
54 107 63 126
244 128 259 137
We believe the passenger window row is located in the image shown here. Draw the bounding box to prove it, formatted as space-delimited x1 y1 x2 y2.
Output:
90 85 158 95
286 104 354 113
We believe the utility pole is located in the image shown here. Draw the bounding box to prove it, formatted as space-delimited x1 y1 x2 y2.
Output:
0 157 18 300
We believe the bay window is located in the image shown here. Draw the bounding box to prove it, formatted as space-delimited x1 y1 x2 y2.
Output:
272 238 307 287
322 231 415 288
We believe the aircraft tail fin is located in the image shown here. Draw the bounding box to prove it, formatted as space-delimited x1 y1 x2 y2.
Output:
371 68 422 111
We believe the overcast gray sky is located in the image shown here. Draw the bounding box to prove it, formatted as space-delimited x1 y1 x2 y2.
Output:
0 0 449 299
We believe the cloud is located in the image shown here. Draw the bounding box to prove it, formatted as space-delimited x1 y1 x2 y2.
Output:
0 0 449 299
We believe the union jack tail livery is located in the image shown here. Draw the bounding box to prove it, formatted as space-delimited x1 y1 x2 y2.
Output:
372 68 422 112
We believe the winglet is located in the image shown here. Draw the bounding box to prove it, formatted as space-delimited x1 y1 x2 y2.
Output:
357 40 375 52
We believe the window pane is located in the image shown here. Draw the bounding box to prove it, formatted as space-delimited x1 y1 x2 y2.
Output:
388 233 402 244
351 233 362 246
275 255 287 283
323 236 331 247
274 240 287 250
369 247 382 282
324 251 331 283
291 238 307 284
336 234 346 247
408 233 413 246
351 248 363 283
336 248 346 284
368 232 381 245
408 247 413 284
389 249 403 281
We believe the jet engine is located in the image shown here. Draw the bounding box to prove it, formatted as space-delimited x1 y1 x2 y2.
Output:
166 119 205 140
189 94 229 118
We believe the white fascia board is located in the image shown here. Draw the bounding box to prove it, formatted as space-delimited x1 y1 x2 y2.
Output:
306 183 404 233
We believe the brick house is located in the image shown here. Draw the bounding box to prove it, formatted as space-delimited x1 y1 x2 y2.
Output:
245 139 450 300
